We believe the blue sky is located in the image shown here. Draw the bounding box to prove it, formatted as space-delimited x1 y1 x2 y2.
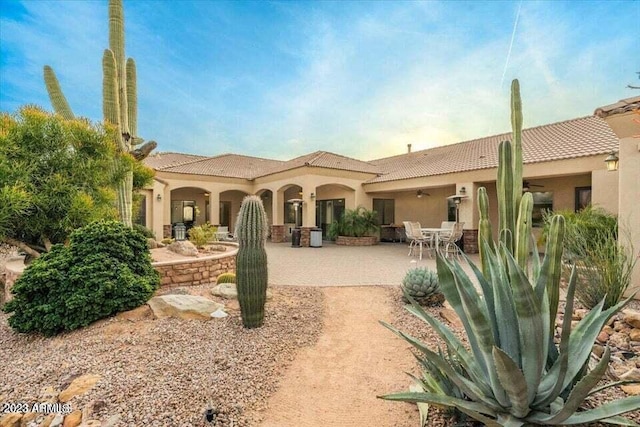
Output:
1 1 638 160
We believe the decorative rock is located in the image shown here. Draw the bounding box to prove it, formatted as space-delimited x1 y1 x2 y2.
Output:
148 295 224 320
58 374 101 403
0 414 22 427
602 325 614 335
210 308 228 318
40 414 56 427
49 414 64 427
21 412 37 425
630 328 640 342
596 331 609 343
167 240 198 257
211 283 273 300
619 368 640 381
62 411 81 427
115 305 153 321
621 384 640 395
39 386 59 403
440 308 463 329
82 421 102 427
592 344 605 358
572 309 588 320
146 238 159 249
608 332 630 350
623 309 640 329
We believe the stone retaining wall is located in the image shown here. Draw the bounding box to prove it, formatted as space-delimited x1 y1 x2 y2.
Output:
335 236 379 246
153 244 237 287
270 225 286 243
462 229 479 254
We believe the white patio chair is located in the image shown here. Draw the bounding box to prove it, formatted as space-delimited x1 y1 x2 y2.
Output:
215 226 232 241
439 222 464 260
406 221 434 260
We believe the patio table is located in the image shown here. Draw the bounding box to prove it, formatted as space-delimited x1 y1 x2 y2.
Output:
421 228 451 250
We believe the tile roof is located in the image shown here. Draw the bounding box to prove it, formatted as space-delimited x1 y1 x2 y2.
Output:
595 96 640 118
257 151 379 177
366 115 618 183
146 115 618 184
144 152 208 169
154 153 285 179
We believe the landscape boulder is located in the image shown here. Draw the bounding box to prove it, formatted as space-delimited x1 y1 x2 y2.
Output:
167 240 198 257
211 283 273 300
148 295 224 320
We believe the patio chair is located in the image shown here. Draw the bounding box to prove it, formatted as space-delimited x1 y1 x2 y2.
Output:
215 226 233 241
405 221 435 260
439 222 464 260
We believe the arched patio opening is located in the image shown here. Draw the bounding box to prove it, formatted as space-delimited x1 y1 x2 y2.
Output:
256 189 274 226
314 183 356 237
169 187 210 237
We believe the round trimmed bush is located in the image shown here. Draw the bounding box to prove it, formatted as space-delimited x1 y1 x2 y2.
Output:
3 220 160 336
216 272 236 284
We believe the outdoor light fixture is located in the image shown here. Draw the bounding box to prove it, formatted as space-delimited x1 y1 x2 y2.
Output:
204 192 210 197
310 192 316 199
174 223 186 241
605 152 619 172
417 190 423 198
459 186 466 195
156 194 162 201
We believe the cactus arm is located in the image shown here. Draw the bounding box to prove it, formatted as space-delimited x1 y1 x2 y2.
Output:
102 50 123 147
108 0 129 140
515 192 534 271
131 141 157 161
43 66 74 120
511 79 523 208
478 187 494 276
126 58 137 140
497 141 515 253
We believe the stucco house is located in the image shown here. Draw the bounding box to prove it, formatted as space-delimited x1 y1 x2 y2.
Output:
141 98 638 262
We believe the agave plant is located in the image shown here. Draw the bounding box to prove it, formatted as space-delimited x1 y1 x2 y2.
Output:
379 80 640 425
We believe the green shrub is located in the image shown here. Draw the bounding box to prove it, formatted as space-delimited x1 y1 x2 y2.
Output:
133 223 155 239
327 206 379 239
216 272 236 284
3 220 160 336
188 223 218 248
543 207 636 310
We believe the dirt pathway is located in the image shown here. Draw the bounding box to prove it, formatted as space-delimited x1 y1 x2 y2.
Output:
258 287 419 427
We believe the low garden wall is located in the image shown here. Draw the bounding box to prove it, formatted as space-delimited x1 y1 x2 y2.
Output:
335 236 379 246
153 243 238 287
1 244 238 303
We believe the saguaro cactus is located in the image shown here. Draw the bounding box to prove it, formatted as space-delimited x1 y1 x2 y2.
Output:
235 195 269 328
43 0 156 227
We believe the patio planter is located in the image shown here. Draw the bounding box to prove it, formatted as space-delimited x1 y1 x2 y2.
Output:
335 236 378 246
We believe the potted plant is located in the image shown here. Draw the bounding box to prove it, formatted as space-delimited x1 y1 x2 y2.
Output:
328 206 380 246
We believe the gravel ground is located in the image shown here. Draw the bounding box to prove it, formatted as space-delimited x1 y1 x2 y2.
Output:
388 288 640 426
0 285 324 426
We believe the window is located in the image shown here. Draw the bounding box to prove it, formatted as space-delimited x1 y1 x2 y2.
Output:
373 199 395 225
531 192 553 227
447 199 457 222
219 201 231 227
575 186 591 212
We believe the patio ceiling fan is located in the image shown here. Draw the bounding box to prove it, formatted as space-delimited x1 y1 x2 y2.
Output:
522 180 544 192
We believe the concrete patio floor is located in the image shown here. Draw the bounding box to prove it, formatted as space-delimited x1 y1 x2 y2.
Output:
266 240 481 287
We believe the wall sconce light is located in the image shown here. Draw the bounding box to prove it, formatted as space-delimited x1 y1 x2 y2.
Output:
156 194 162 201
459 186 466 195
310 192 316 199
604 152 619 171
417 190 423 198
203 192 210 197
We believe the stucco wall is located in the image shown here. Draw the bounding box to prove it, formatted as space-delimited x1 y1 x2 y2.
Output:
372 186 455 228
592 170 619 215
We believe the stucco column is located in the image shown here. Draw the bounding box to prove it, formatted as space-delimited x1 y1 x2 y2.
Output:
151 180 167 239
596 101 640 295
274 189 285 225
209 192 220 225
456 182 477 228
302 187 316 227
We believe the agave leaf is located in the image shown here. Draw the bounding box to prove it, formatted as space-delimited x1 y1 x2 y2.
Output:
502 245 545 404
403 293 483 384
496 413 527 426
493 346 530 418
596 416 640 426
483 238 521 364
450 257 509 407
535 266 577 407
588 380 640 397
463 251 500 344
409 382 430 427
526 396 640 425
380 321 502 411
436 254 490 377
379 391 498 417
457 406 502 427
543 347 611 424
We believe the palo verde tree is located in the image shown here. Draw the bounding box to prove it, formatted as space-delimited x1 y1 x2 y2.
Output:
43 0 156 227
0 106 126 259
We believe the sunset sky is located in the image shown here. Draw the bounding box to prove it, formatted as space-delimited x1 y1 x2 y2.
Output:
1 0 638 160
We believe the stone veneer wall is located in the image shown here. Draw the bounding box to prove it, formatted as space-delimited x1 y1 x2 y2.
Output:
462 229 479 254
270 225 285 243
300 227 313 247
1 245 238 301
163 224 172 239
335 236 379 246
153 244 238 287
